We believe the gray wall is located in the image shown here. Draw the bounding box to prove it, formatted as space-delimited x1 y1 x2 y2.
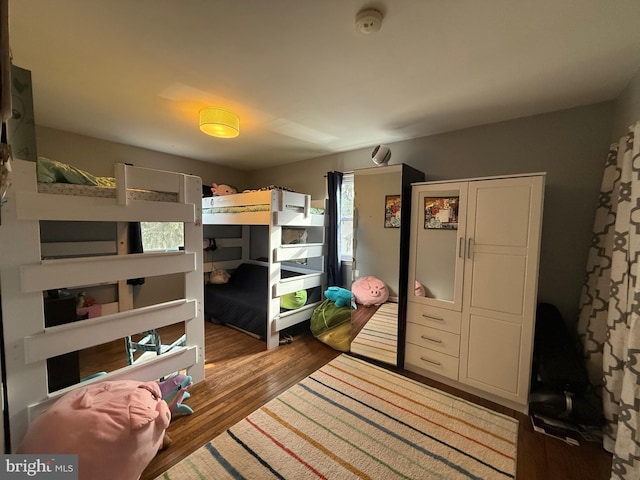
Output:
611 66 640 141
250 102 615 329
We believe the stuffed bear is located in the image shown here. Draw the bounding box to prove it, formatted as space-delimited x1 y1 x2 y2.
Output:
324 286 356 309
352 275 389 306
18 380 171 480
211 183 237 196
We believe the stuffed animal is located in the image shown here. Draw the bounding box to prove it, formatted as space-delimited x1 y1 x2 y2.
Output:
158 373 193 415
352 275 389 306
324 286 356 309
211 183 237 196
415 280 426 297
208 268 230 284
18 380 171 480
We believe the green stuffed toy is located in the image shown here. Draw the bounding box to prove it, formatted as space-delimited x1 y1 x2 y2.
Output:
324 286 356 309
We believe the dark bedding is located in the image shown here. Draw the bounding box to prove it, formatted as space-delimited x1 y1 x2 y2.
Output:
204 263 321 338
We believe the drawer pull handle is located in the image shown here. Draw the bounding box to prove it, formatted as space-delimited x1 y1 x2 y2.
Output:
421 314 444 322
420 357 441 366
421 335 442 344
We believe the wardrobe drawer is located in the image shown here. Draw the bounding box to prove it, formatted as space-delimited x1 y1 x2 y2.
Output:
406 322 460 357
405 343 459 381
406 302 461 334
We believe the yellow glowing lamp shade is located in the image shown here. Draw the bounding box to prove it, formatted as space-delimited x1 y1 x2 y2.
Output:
199 107 240 138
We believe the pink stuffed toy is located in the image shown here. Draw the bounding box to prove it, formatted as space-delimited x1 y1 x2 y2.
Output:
352 275 389 306
211 183 237 196
18 380 171 480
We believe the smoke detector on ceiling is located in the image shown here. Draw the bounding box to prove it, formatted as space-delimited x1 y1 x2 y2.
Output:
355 9 383 35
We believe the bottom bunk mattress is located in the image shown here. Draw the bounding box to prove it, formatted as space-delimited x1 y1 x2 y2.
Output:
204 263 321 339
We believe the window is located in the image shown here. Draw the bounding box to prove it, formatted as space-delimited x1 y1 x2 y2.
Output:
140 222 184 252
340 173 354 261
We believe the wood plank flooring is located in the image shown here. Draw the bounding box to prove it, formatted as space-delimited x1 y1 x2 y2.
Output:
83 321 612 480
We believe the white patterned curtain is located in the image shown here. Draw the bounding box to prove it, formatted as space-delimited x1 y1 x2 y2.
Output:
578 121 640 480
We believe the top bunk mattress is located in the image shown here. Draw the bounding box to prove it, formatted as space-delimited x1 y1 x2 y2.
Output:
35 156 178 202
37 182 178 202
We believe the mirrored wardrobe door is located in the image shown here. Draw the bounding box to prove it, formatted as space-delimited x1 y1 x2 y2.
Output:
349 164 424 366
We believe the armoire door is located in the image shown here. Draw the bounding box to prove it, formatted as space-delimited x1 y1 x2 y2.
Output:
458 175 544 406
408 182 468 313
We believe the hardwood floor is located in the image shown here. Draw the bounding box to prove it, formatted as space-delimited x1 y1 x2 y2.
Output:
90 321 611 480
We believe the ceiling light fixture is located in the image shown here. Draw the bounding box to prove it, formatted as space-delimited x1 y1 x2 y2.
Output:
199 107 239 138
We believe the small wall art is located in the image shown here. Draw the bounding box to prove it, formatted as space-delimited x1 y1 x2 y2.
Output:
424 196 459 229
384 194 401 228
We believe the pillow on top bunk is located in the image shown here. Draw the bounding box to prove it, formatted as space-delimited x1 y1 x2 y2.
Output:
37 157 116 187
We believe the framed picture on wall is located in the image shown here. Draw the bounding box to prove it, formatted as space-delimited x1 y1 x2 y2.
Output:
384 195 401 228
424 196 459 229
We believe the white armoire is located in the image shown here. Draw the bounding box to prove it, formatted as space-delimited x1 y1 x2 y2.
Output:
405 173 545 413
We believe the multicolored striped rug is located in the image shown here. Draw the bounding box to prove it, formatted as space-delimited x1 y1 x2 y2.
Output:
350 302 398 364
157 354 518 480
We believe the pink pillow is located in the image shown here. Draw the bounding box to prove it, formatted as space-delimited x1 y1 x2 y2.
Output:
18 380 171 480
352 275 389 306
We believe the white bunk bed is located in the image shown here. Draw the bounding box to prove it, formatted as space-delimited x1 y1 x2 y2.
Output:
0 158 205 451
202 189 326 349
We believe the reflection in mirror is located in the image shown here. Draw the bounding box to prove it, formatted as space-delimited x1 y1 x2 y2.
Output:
349 167 402 366
347 164 424 367
414 190 460 302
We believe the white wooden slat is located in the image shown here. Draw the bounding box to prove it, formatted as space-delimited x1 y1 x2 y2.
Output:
27 346 198 423
16 192 196 223
274 272 325 296
202 211 271 225
275 301 321 331
41 241 117 258
273 243 326 262
273 211 326 226
203 190 273 208
21 251 196 292
23 299 197 363
121 164 187 195
279 191 311 210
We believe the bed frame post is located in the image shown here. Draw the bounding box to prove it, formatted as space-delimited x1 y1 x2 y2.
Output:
0 160 48 451
266 190 281 349
183 175 205 382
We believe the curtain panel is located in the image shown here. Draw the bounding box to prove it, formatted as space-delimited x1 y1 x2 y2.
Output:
578 121 640 480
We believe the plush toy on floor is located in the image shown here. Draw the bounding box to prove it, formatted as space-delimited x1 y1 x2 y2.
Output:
352 275 389 306
324 286 356 309
18 380 171 480
158 373 193 415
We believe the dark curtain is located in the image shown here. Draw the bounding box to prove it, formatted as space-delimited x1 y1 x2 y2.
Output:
325 171 343 287
127 222 145 285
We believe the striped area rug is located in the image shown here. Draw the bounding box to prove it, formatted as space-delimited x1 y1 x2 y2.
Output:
157 354 518 480
350 302 398 364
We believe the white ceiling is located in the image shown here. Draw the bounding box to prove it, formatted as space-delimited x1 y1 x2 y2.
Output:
8 0 640 170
